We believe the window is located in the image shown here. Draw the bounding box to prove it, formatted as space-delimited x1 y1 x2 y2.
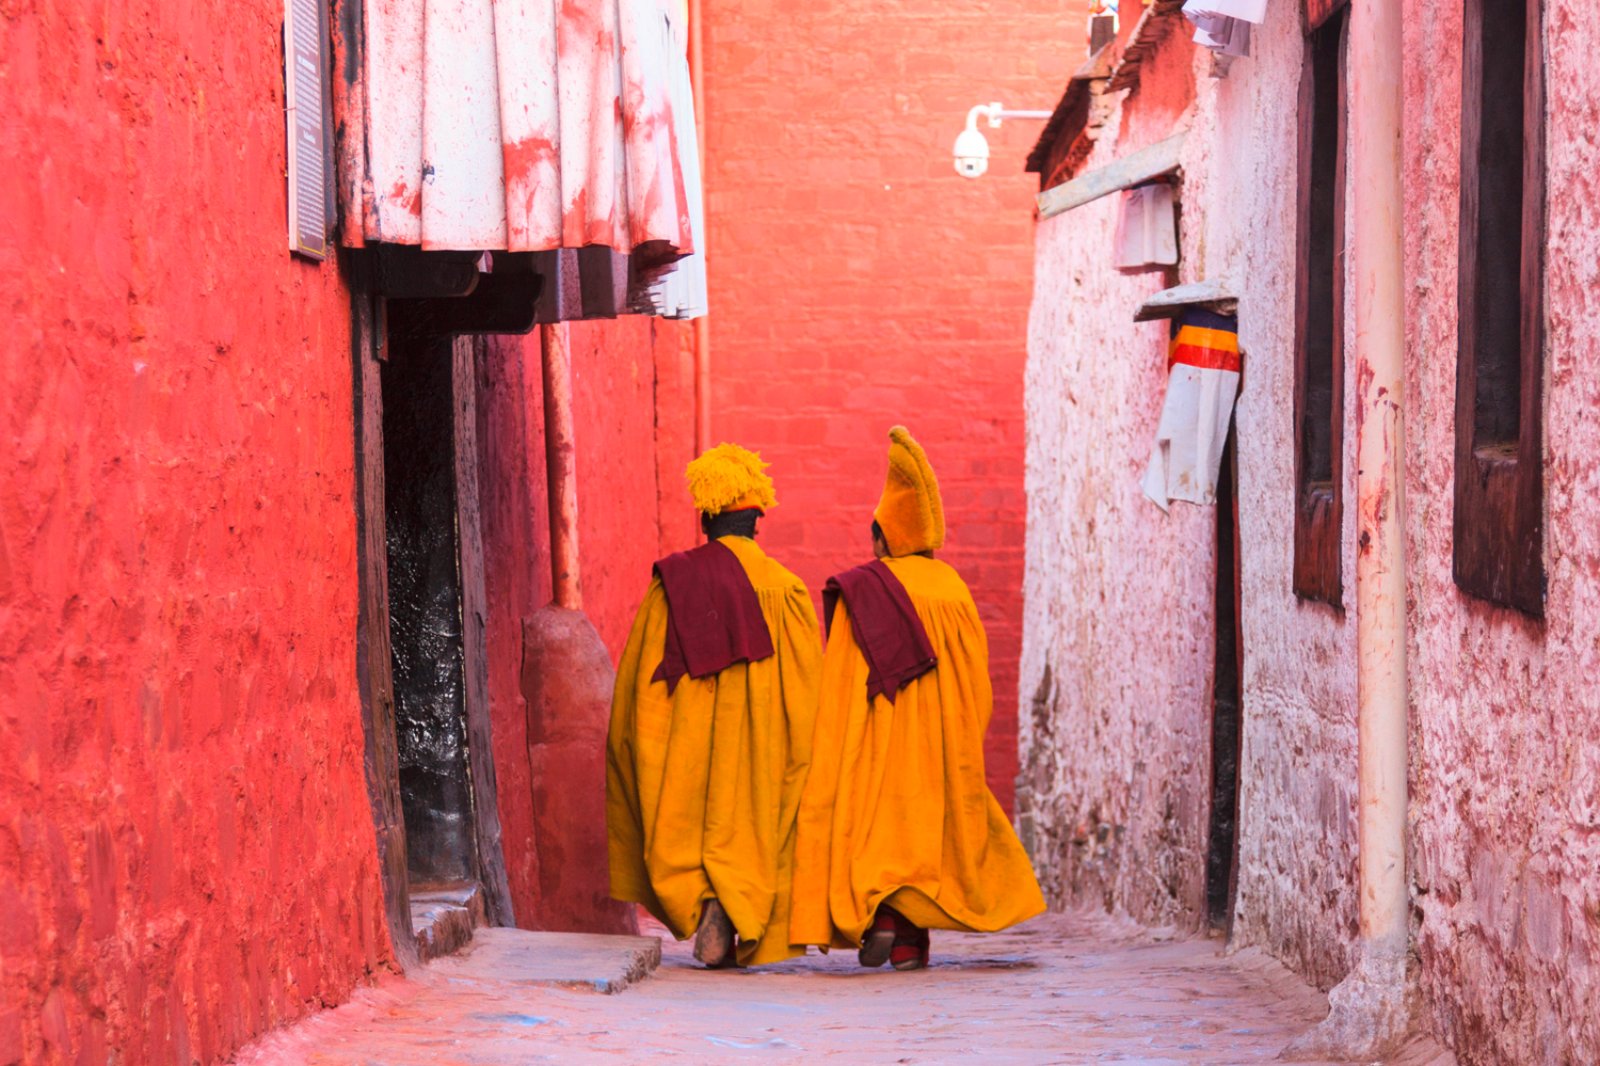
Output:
1455 0 1545 616
1292 5 1347 607
285 0 330 260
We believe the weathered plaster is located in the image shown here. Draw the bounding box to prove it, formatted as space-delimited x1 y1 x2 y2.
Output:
1022 9 1363 983
1020 33 1218 931
1402 1 1600 1060
0 2 386 1060
1025 2 1600 1060
1203 10 1362 991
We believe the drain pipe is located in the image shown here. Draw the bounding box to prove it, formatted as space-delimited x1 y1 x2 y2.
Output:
520 321 637 933
688 0 710 455
1286 0 1410 1055
541 322 583 609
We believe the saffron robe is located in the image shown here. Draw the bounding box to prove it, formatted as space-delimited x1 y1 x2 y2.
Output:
791 554 1046 949
607 536 822 965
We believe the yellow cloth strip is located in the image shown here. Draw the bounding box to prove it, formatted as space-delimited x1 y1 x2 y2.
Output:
1169 323 1240 354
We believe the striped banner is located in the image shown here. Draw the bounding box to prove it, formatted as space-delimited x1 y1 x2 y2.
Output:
1168 308 1241 373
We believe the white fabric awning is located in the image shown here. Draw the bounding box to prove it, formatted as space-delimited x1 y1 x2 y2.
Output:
335 0 703 316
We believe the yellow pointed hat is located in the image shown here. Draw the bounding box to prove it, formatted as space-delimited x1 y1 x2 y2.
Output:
873 425 944 556
685 442 777 515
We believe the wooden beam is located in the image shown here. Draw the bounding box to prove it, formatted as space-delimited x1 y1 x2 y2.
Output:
1037 133 1186 219
388 272 543 338
347 245 483 299
452 336 518 927
350 290 419 970
1133 278 1238 322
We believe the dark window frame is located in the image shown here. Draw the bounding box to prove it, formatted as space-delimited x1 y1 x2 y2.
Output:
1454 0 1546 617
1292 6 1348 608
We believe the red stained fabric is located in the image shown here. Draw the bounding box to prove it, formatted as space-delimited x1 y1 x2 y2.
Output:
651 540 775 692
336 0 697 260
823 561 938 705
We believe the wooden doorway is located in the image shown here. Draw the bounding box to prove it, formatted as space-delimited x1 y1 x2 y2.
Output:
1205 428 1244 933
350 269 532 964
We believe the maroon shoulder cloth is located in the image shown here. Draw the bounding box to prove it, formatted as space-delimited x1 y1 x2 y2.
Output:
651 540 775 693
823 560 937 705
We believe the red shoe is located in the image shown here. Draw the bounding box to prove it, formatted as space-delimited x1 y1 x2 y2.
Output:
890 921 930 971
858 908 898 968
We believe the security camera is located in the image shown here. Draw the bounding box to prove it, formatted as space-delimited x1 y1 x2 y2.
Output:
951 101 1052 180
953 127 990 179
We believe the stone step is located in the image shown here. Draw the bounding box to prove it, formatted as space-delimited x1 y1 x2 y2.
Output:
427 928 663 994
410 881 485 962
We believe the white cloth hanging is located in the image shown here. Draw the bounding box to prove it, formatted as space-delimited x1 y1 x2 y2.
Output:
1180 0 1266 23
1142 310 1242 511
1113 183 1179 269
1189 12 1253 56
1182 0 1263 57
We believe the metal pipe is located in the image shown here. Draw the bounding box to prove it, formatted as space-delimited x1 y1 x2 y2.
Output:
1284 6 1410 1055
541 322 583 611
688 0 711 455
693 319 710 456
966 103 1054 129
1349 0 1408 967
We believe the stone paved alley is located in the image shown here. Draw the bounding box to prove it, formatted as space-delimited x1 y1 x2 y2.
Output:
234 912 1449 1065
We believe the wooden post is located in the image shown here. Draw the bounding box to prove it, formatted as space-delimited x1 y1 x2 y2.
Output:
350 289 418 970
452 336 517 928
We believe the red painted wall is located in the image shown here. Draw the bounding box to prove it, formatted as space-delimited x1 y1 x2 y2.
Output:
0 1 389 1061
701 0 1084 810
476 321 698 926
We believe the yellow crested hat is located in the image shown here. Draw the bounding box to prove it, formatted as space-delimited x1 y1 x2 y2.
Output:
873 425 944 556
685 442 777 516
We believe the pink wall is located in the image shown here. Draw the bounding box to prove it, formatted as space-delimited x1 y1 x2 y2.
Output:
1021 26 1230 932
476 321 698 926
1200 17 1363 990
1402 1 1600 1059
701 0 1085 811
1023 5 1366 981
0 1 390 1061
1025 2 1600 1060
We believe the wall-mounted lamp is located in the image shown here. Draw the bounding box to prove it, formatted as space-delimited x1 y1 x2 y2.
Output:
953 102 1053 179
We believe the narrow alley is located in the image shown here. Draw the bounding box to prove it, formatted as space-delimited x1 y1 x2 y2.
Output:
6 0 1600 1062
238 913 1426 1066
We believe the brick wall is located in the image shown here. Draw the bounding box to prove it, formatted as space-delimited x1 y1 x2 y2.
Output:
701 0 1085 810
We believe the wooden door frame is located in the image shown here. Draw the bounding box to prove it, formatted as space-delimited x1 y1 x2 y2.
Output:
451 336 515 926
1205 427 1246 934
351 290 419 968
351 300 517 967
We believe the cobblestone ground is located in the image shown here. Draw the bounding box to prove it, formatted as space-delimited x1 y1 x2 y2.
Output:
236 911 1438 1065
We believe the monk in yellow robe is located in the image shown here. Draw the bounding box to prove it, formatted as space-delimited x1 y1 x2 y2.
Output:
792 426 1045 970
607 443 821 967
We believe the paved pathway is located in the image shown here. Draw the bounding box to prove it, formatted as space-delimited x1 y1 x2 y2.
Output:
236 911 1437 1065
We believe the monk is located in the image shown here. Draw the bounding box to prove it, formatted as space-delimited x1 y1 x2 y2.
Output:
607 443 822 968
792 426 1045 970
